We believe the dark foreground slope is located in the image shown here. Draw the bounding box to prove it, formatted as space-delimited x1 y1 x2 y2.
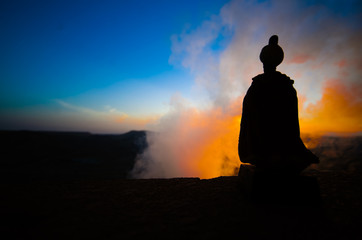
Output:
1 171 361 240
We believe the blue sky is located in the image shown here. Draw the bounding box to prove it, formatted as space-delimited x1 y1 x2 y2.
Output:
0 0 229 132
0 0 361 133
1 1 225 104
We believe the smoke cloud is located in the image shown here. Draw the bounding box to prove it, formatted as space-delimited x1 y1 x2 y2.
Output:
132 0 362 178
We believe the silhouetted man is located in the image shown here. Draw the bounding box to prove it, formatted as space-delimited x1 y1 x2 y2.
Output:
238 35 319 175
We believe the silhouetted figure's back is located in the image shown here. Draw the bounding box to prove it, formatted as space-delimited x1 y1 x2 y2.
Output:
238 35 318 174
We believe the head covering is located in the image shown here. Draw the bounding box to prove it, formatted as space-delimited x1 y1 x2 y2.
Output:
259 35 284 67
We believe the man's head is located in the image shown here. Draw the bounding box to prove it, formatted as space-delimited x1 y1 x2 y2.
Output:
260 35 284 72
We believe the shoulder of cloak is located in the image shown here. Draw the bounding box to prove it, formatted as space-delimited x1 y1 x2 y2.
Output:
252 72 295 85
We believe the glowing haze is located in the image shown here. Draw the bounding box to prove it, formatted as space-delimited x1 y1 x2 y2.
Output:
132 0 362 178
1 0 361 178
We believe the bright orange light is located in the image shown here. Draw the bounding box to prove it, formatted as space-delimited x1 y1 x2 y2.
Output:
160 100 243 179
195 114 241 178
299 79 362 135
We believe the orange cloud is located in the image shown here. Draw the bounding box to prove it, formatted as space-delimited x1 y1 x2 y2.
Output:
300 79 362 135
132 96 242 179
335 60 347 68
289 54 313 64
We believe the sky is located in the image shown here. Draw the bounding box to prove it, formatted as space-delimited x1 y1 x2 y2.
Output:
0 0 361 136
0 0 228 132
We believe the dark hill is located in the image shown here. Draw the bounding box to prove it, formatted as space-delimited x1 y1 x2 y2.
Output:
0 130 147 180
307 135 362 172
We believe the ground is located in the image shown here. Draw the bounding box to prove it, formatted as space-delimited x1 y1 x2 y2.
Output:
1 170 361 239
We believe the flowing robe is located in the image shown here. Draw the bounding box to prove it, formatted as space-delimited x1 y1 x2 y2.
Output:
238 71 318 172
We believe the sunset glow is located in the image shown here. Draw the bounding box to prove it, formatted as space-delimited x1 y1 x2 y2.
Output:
300 79 362 135
1 0 361 178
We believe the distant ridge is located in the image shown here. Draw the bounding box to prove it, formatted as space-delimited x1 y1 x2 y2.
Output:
0 130 147 180
0 130 92 136
0 129 151 135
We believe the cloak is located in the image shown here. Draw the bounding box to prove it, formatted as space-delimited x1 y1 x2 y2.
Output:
238 71 318 172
